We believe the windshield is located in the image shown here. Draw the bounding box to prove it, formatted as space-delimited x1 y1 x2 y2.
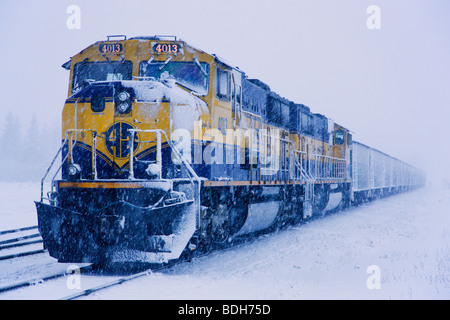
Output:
72 61 132 94
139 60 210 95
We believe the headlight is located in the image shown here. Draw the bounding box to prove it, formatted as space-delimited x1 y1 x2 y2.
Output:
115 90 132 114
117 102 130 113
145 164 161 177
118 91 130 102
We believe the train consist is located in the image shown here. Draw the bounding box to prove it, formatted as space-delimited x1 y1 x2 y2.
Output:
35 35 425 264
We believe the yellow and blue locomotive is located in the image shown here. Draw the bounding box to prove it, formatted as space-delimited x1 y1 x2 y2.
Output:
35 35 424 264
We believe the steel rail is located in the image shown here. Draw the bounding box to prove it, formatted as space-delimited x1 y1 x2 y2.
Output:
0 225 44 261
0 265 93 294
0 225 38 236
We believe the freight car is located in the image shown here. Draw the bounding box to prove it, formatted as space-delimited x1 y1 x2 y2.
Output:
35 35 425 264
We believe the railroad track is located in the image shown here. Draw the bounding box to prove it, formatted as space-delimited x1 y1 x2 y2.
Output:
0 224 198 299
0 264 91 294
59 235 267 300
60 267 154 300
0 235 247 299
0 224 190 298
0 220 302 299
0 225 45 261
0 253 181 299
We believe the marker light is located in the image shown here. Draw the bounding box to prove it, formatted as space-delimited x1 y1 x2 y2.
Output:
68 164 81 176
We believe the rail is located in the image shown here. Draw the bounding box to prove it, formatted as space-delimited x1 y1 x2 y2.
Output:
0 225 45 261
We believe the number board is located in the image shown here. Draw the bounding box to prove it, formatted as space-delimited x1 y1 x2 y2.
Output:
153 43 181 54
99 43 124 54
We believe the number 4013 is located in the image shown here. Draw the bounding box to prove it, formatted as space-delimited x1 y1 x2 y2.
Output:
153 43 180 54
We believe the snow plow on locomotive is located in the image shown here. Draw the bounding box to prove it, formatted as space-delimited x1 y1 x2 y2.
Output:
35 35 425 264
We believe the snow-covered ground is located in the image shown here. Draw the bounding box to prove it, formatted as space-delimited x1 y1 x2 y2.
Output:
0 182 449 299
0 182 42 229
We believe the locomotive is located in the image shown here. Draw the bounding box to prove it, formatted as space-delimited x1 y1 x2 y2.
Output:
35 35 425 264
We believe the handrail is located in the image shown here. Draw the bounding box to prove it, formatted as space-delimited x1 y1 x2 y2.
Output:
127 128 199 182
258 130 347 182
40 129 97 203
310 153 346 180
40 134 69 202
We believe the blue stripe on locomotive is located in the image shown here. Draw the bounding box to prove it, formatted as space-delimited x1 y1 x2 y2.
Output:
62 140 294 182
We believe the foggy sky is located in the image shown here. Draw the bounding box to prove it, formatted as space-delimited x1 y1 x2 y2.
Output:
1 0 449 182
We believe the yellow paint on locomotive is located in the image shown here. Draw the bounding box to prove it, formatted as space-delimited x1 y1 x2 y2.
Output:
63 39 212 169
62 36 350 181
64 38 246 166
332 123 349 160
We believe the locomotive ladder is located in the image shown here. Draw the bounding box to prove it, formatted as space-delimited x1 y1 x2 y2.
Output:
293 149 315 218
277 136 315 219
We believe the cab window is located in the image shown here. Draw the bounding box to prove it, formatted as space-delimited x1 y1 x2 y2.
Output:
216 67 230 100
72 61 132 94
139 60 210 96
335 130 345 145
